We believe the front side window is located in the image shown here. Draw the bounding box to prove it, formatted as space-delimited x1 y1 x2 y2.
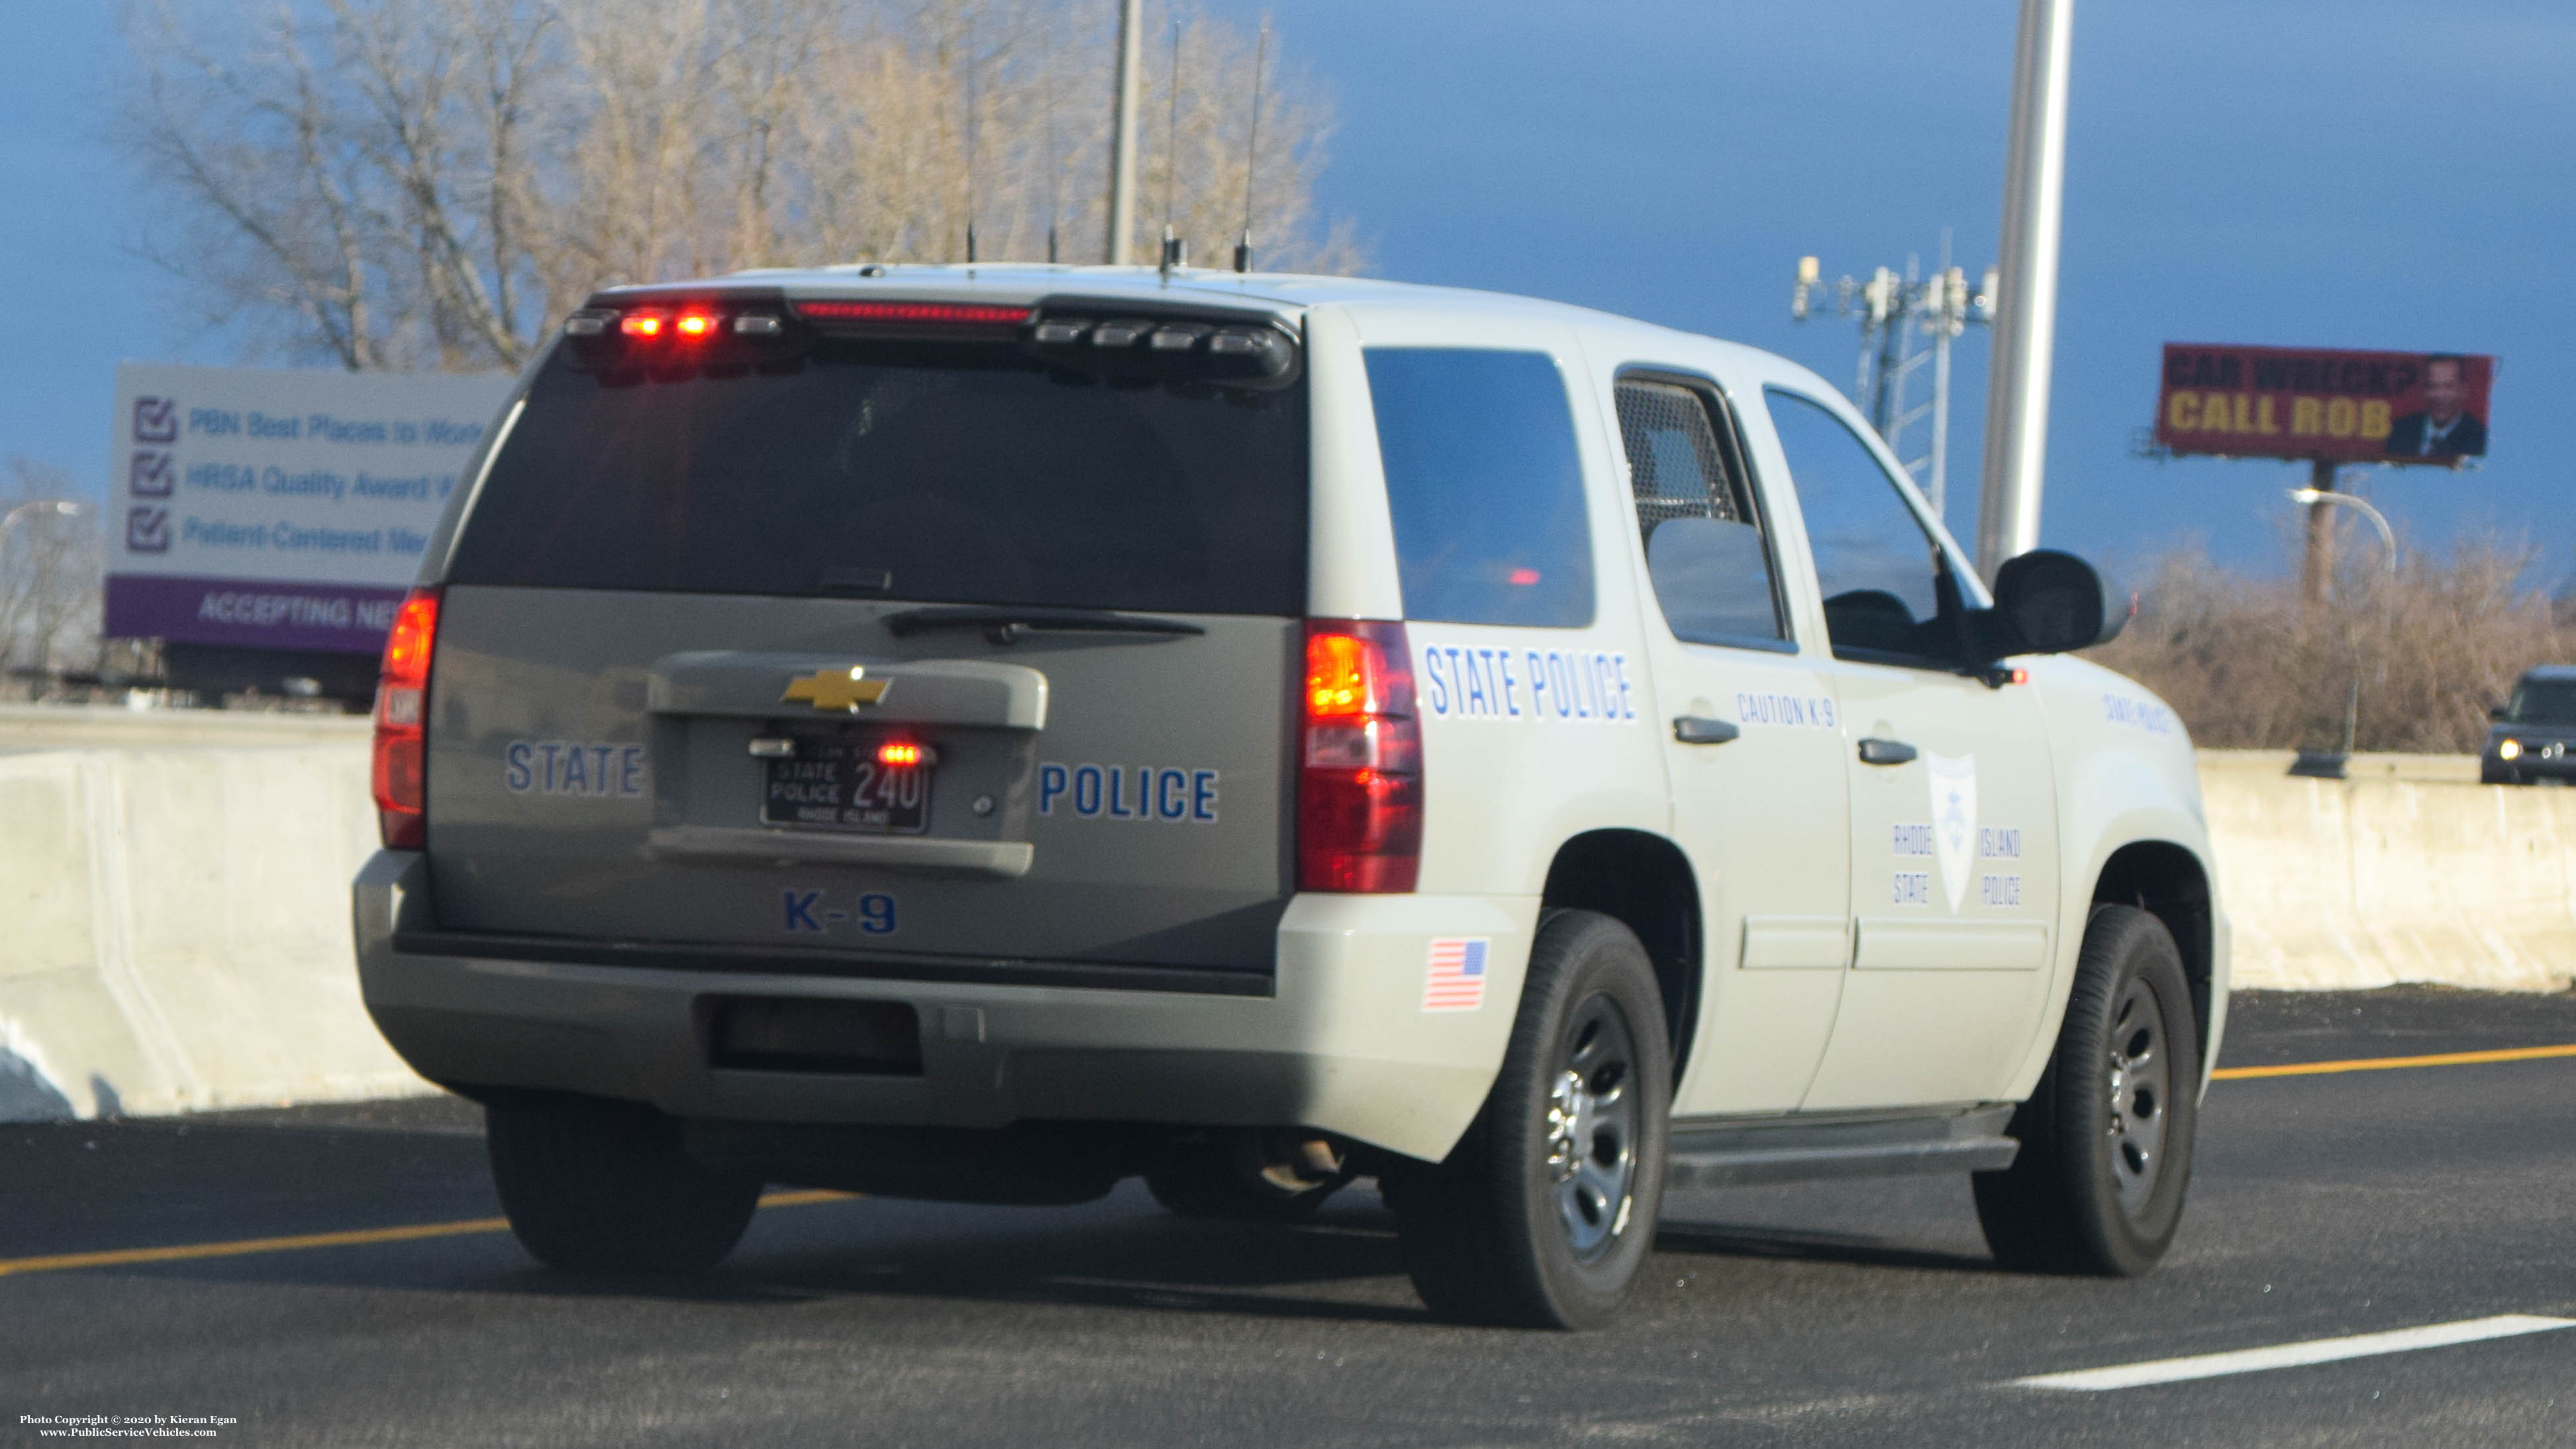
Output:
1615 376 1787 647
1763 388 1955 664
1365 348 1594 628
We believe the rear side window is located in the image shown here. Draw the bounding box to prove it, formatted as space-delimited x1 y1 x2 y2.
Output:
1365 348 1593 628
1614 377 1787 647
448 336 1308 615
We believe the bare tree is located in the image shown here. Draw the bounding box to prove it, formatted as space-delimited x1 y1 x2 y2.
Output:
0 459 105 699
121 0 1362 374
2089 536 2575 755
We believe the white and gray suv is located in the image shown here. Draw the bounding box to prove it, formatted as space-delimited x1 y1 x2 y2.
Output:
355 265 2227 1328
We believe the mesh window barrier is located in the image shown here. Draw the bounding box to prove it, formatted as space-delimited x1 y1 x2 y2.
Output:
1614 379 1742 540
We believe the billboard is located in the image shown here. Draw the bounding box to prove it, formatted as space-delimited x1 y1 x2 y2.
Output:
2155 344 2495 464
107 363 514 655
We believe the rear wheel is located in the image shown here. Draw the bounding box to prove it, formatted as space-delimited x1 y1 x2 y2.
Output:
487 1093 762 1274
1389 909 1670 1328
1975 905 2201 1275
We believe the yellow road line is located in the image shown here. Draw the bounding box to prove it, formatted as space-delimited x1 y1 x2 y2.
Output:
0 1189 853 1279
2214 1042 2576 1081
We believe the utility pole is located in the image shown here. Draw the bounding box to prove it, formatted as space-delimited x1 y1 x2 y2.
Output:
2299 458 2339 607
1793 248 1996 521
1105 0 1144 265
1976 0 2075 581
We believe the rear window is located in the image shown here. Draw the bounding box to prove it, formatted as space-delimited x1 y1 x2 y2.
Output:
448 336 1308 615
1365 348 1593 628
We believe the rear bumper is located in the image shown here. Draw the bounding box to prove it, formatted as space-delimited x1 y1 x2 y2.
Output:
354 850 1529 1162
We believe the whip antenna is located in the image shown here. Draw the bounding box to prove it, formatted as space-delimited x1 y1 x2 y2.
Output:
1234 24 1267 273
1160 19 1184 274
963 21 979 264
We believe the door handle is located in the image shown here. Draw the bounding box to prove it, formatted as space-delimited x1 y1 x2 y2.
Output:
1672 716 1740 745
1857 737 1917 766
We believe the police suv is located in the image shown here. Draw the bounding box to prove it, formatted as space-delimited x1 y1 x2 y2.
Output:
355 266 2226 1328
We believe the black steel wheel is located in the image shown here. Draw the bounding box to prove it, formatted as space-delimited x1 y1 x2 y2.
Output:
1975 905 2201 1276
487 1092 762 1275
1389 909 1670 1328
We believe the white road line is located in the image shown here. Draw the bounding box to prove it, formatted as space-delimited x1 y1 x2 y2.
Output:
2014 1315 2576 1391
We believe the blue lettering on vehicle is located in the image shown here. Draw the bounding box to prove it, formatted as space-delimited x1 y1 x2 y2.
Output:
503 740 646 798
1978 826 2022 859
1735 692 1838 728
783 888 897 934
1416 640 1638 724
1041 764 1220 823
2103 693 2175 736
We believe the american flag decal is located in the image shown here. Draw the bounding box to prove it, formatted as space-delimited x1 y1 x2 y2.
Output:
1421 937 1489 1012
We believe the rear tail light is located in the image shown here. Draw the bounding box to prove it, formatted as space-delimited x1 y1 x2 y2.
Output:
371 587 442 850
1299 620 1422 893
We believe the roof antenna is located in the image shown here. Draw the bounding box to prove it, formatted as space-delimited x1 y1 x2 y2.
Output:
963 21 979 265
1159 17 1183 277
1041 20 1062 264
1234 24 1267 274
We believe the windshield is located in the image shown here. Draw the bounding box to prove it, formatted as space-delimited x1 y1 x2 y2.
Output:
2508 679 2576 726
449 336 1309 615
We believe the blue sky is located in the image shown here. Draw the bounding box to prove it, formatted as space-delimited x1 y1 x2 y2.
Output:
8 1 2573 581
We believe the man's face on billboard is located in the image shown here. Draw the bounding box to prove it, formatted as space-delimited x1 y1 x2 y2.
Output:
2424 360 2464 422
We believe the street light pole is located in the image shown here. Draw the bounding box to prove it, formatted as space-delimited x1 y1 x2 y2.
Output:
1105 0 1144 264
2283 482 2397 772
1975 0 2075 581
2287 483 2397 579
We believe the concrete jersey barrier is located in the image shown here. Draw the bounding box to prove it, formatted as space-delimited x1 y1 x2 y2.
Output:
0 713 431 1121
2200 751 2576 994
1 709 2568 1123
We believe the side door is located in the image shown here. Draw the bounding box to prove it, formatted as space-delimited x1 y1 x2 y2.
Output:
1754 386 2062 1111
1599 364 1851 1116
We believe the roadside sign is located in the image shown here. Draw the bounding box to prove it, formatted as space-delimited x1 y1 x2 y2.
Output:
2155 344 2495 464
106 363 513 655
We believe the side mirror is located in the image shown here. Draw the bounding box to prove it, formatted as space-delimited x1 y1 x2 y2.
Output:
2490 704 2510 723
1982 549 2129 658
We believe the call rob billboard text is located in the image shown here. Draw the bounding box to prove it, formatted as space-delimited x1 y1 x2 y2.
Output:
108 364 513 655
2154 343 2495 465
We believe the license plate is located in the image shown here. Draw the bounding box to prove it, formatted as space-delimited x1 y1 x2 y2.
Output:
761 736 934 833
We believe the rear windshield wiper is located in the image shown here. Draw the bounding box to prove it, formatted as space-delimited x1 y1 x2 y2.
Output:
883 605 1208 644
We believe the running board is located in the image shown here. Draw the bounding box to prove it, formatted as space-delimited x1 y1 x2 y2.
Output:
1665 1103 2020 1189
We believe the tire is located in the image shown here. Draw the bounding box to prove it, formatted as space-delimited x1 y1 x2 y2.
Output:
1975 905 2201 1276
1389 909 1671 1329
487 1093 763 1274
1144 1132 1354 1222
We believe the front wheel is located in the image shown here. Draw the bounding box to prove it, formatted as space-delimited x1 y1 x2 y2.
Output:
1389 909 1671 1328
1975 905 2201 1275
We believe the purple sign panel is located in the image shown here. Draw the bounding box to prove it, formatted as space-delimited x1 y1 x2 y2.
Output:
106 575 412 654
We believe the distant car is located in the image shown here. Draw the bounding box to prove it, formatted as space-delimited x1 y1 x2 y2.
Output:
2483 666 2576 785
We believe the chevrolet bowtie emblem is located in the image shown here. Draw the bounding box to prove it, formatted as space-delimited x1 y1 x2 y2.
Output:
782 667 890 711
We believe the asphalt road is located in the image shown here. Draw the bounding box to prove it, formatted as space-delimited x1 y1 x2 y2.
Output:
5 986 2573 1448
